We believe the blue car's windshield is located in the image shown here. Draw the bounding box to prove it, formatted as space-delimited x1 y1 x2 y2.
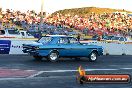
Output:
38 37 52 44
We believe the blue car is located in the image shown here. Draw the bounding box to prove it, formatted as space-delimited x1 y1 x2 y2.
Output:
22 35 103 62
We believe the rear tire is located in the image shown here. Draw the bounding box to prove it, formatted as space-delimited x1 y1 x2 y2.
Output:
48 51 59 62
88 51 98 62
33 56 43 61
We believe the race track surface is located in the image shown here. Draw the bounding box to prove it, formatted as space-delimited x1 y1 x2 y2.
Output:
0 55 132 88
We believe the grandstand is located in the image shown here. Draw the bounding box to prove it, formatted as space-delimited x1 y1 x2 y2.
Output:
0 7 132 39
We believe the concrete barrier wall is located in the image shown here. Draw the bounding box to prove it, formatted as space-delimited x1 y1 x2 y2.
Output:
9 40 35 54
0 39 132 55
80 41 132 55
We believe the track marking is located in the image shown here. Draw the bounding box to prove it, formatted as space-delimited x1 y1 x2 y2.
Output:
0 78 26 81
28 68 132 78
1 68 131 79
26 70 36 72
121 68 132 70
27 71 45 78
27 68 119 78
41 68 119 73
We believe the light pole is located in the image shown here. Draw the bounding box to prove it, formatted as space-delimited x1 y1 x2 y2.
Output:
39 0 44 30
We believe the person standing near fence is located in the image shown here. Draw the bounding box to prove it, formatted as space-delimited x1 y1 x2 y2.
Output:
77 33 81 41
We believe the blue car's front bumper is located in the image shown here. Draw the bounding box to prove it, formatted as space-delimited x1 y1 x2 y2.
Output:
98 48 103 56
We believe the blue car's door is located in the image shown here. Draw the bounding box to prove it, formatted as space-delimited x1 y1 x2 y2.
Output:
57 37 91 57
65 37 90 57
57 37 72 56
67 43 89 56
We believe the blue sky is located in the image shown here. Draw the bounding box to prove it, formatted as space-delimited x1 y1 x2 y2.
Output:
0 0 132 13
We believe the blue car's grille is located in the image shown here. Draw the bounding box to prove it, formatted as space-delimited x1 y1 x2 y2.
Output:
22 45 37 53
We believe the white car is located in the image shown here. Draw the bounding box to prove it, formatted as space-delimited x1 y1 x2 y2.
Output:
0 28 34 38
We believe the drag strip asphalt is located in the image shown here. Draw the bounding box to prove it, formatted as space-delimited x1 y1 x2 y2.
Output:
0 55 132 88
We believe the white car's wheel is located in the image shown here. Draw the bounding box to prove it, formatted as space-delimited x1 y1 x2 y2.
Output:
89 52 98 62
48 51 59 62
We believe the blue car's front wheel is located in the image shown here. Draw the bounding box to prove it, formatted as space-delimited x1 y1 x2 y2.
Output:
88 51 98 62
48 51 59 62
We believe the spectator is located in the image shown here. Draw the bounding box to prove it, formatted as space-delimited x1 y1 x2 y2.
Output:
34 33 41 38
77 33 81 41
0 8 132 38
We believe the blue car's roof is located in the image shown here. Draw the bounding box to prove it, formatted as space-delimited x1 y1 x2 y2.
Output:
43 35 73 38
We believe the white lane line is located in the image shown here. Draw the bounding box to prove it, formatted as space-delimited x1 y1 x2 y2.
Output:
41 70 77 73
27 68 119 78
26 70 36 72
0 68 129 80
27 71 44 78
41 69 119 73
85 69 118 71
121 68 132 70
0 78 26 81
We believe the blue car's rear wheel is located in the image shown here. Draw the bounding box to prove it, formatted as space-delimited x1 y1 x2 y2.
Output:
89 51 98 62
48 51 59 62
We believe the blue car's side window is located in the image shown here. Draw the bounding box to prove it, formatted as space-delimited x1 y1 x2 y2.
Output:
38 37 52 44
58 38 69 44
69 38 78 44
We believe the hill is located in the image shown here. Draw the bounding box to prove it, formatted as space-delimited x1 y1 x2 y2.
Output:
52 7 132 16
